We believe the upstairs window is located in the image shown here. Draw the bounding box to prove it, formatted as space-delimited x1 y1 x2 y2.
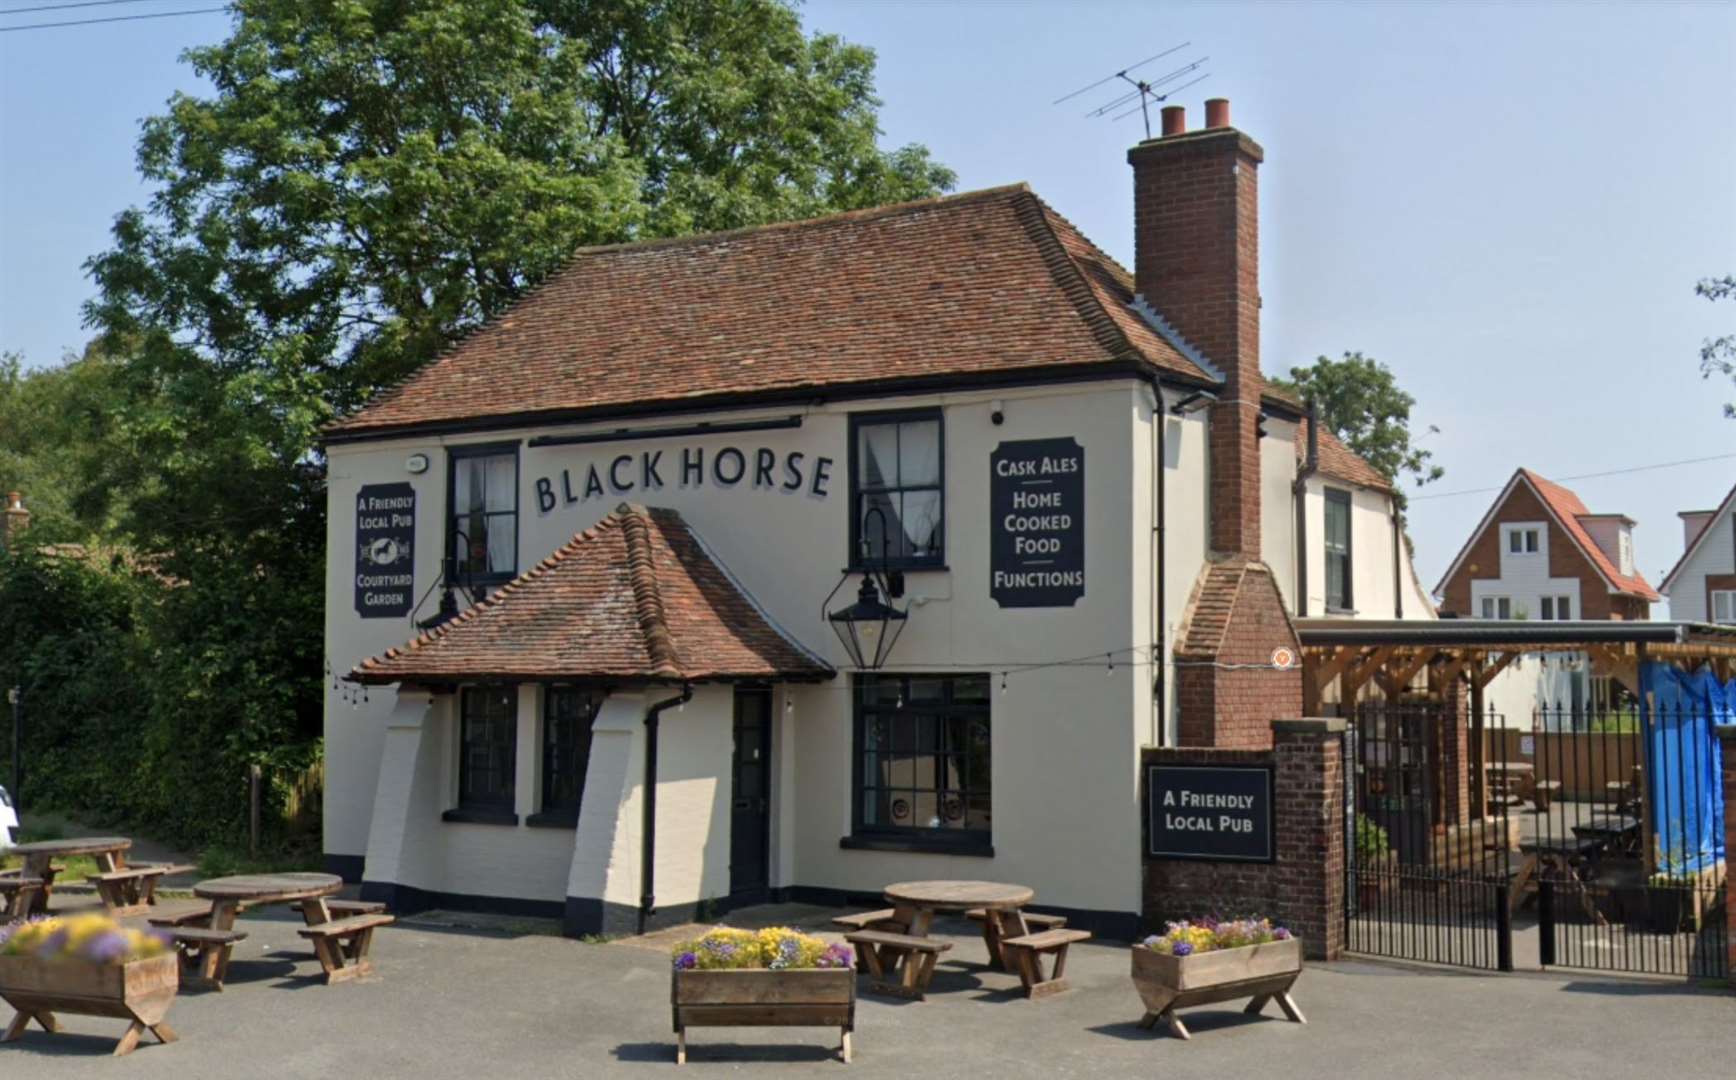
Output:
1506 526 1541 555
850 411 944 568
1713 590 1736 625
1481 596 1513 620
540 688 599 823
1324 489 1353 612
449 444 518 585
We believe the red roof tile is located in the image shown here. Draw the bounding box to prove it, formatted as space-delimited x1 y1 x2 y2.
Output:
350 504 833 684
1295 418 1392 493
1520 469 1660 601
327 185 1212 438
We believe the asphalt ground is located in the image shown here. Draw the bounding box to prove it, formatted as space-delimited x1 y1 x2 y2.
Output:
3 899 1733 1079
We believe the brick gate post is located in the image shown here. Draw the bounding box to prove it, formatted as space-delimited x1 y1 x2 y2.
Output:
1718 725 1736 981
1272 718 1346 961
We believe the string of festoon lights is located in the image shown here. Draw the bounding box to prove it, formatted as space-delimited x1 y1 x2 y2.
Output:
324 642 1299 712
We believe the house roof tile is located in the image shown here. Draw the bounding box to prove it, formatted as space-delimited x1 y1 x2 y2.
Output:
350 504 833 684
1519 469 1660 602
1295 418 1392 493
326 185 1213 438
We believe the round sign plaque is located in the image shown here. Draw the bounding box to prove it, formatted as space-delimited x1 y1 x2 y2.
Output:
1270 646 1297 671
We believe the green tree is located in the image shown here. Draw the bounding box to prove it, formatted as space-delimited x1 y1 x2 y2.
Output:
1698 275 1734 417
0 349 126 544
1274 351 1443 509
67 0 951 841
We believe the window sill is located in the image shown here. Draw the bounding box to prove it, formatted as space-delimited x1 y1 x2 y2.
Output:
525 811 578 829
842 565 949 575
1324 605 1357 616
839 835 994 858
442 808 519 827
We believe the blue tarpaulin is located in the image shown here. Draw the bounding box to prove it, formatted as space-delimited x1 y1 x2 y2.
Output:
1639 662 1729 877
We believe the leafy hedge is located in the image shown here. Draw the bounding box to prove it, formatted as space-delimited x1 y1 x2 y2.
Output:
0 546 321 851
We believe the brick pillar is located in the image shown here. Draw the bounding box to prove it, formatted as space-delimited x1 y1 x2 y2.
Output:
2 492 27 550
1718 725 1736 980
1273 719 1345 961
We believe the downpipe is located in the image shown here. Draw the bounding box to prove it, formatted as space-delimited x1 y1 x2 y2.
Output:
639 683 694 935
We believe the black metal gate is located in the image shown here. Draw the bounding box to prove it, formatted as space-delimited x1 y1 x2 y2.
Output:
1346 702 1516 971
1345 691 1728 979
1518 696 1726 978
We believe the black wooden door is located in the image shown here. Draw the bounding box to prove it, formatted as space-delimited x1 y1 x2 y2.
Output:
729 687 772 902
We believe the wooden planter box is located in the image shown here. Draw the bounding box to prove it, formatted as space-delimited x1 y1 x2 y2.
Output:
1131 937 1304 1041
671 968 855 1065
0 953 180 1056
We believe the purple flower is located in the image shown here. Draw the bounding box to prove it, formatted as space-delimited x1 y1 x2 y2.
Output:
1171 942 1194 957
35 928 68 960
80 931 131 964
1273 928 1292 941
818 943 854 969
673 951 698 971
1141 934 1162 948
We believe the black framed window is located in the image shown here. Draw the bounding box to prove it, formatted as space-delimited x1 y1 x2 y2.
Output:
1323 488 1352 612
849 411 943 568
456 686 516 817
537 688 598 825
851 674 990 849
449 444 518 585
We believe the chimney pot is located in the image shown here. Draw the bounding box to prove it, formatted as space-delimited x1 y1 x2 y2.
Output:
2 491 27 549
1205 98 1231 129
1160 105 1185 137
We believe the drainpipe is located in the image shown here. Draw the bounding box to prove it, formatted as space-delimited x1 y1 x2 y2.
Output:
1147 376 1169 747
1292 400 1320 617
1391 501 1405 619
639 683 693 935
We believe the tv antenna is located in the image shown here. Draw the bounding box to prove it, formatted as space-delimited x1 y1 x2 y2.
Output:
1056 46 1212 140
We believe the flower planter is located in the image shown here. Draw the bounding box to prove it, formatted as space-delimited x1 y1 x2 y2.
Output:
1131 937 1304 1041
0 953 180 1056
671 967 855 1065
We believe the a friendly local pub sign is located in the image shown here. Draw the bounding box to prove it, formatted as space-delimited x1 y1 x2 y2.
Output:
990 437 1084 607
1147 764 1274 862
354 483 415 619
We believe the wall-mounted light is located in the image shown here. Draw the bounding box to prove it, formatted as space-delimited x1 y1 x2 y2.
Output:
405 452 430 475
822 506 909 670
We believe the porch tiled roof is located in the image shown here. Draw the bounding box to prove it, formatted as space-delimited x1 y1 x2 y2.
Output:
350 504 833 685
326 185 1214 439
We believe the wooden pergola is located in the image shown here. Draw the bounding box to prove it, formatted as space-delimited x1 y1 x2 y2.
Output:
1294 619 1736 715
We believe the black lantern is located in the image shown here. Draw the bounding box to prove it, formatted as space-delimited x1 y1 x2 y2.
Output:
824 507 908 670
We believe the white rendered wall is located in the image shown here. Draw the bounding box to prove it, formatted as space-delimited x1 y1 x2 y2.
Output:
328 380 1153 919
1666 510 1733 622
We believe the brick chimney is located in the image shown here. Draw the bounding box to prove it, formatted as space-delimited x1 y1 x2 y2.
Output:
1135 101 1302 750
3 492 28 549
1128 97 1265 557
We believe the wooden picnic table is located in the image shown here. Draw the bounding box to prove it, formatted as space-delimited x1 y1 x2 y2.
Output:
6 836 131 916
883 880 1036 971
192 872 343 932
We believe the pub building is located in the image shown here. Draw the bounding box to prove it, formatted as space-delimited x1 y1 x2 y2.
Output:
325 99 1433 938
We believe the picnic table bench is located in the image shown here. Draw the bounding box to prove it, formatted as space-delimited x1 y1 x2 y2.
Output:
6 836 132 916
841 930 952 1001
87 863 194 918
1001 928 1092 1000
151 925 250 992
298 913 395 985
0 876 44 920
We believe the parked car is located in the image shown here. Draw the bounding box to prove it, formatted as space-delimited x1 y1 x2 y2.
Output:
0 785 16 851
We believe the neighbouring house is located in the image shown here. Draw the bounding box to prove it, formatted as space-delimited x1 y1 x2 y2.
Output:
1434 468 1658 622
1659 480 1736 624
322 100 1433 938
1433 468 1661 725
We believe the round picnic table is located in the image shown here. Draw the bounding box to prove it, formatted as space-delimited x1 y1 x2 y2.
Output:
193 872 343 931
883 880 1036 971
7 836 132 915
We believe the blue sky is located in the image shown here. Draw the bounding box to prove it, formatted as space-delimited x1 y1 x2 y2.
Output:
2 0 1733 603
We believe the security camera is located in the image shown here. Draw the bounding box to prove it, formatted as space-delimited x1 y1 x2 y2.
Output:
990 399 1005 426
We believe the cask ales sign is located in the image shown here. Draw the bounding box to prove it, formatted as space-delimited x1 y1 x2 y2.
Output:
1146 764 1274 862
990 437 1084 608
355 483 416 618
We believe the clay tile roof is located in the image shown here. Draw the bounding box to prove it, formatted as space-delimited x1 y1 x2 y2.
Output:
1296 418 1392 493
350 504 833 685
327 185 1212 439
1519 469 1661 602
1175 558 1296 658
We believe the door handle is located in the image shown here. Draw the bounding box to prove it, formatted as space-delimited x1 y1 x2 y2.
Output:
733 798 751 810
